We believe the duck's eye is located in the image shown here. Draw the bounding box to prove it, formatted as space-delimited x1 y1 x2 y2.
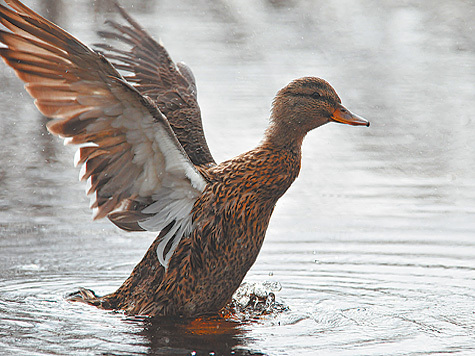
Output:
310 92 321 99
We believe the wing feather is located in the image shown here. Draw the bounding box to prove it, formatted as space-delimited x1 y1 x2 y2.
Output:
96 2 215 167
0 0 208 269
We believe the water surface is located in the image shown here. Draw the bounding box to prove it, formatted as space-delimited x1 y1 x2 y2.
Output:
0 0 474 355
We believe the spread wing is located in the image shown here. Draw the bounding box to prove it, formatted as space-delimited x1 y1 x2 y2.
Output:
95 2 215 167
0 0 207 268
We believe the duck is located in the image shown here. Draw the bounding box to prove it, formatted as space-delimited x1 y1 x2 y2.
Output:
0 0 369 318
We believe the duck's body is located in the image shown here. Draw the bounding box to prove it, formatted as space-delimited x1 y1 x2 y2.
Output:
101 143 301 316
0 0 369 318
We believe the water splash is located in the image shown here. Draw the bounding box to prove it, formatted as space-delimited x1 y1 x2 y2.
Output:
222 281 289 321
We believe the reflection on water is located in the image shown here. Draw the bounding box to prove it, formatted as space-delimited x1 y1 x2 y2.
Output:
0 0 474 355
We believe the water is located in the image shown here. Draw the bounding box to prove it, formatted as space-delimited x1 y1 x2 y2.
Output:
0 0 474 355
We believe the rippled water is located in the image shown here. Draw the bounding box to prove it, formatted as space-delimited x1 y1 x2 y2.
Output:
0 0 474 355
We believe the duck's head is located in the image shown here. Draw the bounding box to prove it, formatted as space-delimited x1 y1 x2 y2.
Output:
266 77 369 145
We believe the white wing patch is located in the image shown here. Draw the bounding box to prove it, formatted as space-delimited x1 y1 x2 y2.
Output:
140 184 199 268
97 109 206 270
135 122 206 269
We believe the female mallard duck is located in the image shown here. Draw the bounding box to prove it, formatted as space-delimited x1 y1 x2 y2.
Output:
0 0 369 317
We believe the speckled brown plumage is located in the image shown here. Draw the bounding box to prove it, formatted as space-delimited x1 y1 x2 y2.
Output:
0 0 369 318
100 144 302 316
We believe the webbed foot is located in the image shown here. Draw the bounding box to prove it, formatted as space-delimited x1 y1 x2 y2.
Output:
66 287 111 308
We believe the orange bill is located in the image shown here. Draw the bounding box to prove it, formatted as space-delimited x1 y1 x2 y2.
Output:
331 103 370 127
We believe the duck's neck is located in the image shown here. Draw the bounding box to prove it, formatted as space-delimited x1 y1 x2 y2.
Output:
262 116 306 151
